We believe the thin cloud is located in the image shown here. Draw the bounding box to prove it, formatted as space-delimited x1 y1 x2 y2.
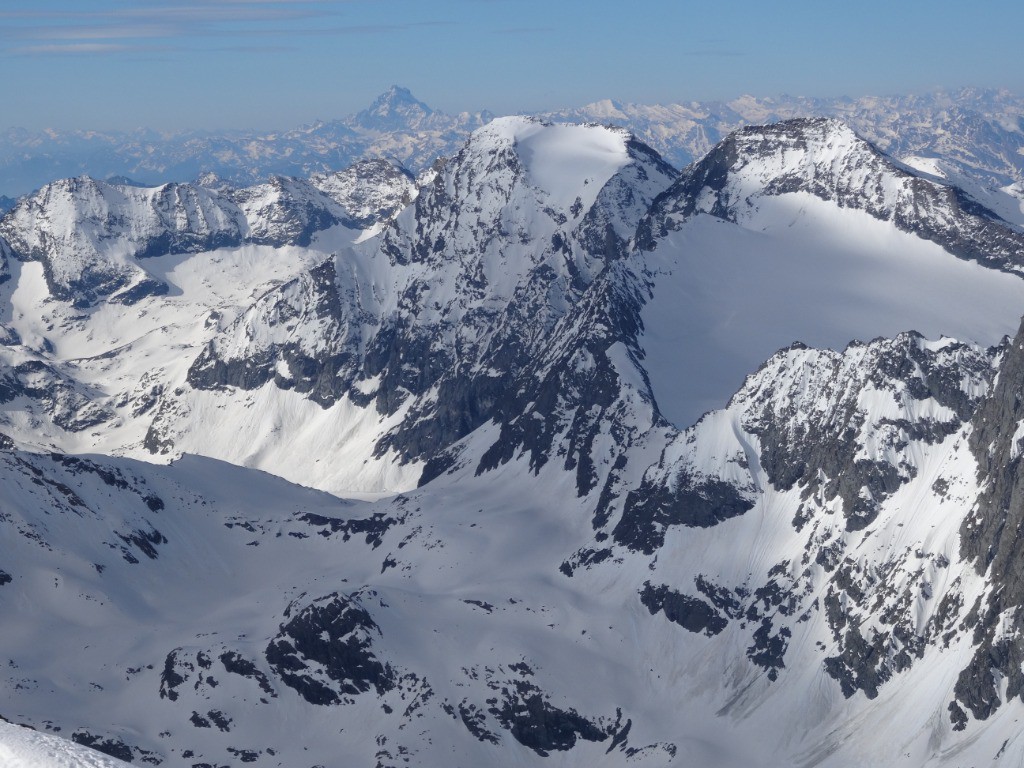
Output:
0 5 326 22
219 44 297 52
680 49 746 58
3 12 454 57
214 0 343 3
0 1 386 56
13 42 172 55
493 26 553 35
0 0 459 59
15 24 175 41
0 3 333 35
321 21 452 35
110 6 325 22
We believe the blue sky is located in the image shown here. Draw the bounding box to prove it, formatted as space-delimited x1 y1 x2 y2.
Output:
2 0 1022 132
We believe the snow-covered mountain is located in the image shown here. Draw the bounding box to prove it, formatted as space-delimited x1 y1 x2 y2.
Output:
635 117 1024 426
4 115 1024 767
0 159 414 308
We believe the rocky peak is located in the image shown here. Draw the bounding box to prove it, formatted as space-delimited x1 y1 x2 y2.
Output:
736 332 997 528
363 119 675 454
610 332 999 554
182 120 676 486
0 161 422 307
0 176 245 305
311 159 415 229
380 117 675 273
227 175 347 248
638 117 1024 275
353 86 436 132
194 171 233 193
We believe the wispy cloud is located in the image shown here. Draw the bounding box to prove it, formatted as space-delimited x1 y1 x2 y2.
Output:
0 1 389 56
492 26 553 36
0 3 326 22
105 5 325 23
18 24 176 41
679 49 746 58
13 42 175 55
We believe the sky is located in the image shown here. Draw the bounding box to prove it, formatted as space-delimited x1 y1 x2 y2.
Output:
1 0 1022 132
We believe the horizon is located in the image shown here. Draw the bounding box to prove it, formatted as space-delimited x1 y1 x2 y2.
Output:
1 79 1023 199
1 82 1022 136
2 0 1023 133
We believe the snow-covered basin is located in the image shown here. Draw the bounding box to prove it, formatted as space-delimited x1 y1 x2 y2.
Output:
641 193 1024 427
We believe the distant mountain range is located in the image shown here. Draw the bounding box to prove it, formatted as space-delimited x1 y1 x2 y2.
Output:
2 85 1022 200
0 86 489 199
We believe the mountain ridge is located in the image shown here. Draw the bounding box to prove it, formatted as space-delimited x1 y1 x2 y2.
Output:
4 114 1024 766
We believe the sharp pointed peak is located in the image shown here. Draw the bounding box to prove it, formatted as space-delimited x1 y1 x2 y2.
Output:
353 86 436 131
368 86 432 112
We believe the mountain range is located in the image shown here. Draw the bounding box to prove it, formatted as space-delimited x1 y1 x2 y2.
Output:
2 100 1024 767
2 85 1023 205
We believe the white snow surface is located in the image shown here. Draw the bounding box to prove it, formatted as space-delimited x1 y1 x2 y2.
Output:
512 120 633 210
0 371 1016 767
640 195 1024 427
0 723 132 768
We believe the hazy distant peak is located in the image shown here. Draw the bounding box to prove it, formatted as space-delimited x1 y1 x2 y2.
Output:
354 86 436 131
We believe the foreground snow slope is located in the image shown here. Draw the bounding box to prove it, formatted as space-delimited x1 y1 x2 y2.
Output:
0 721 133 768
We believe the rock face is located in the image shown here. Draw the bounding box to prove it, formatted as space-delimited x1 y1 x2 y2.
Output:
640 582 730 636
591 330 1003 692
735 333 994 532
185 258 359 407
0 355 113 432
0 177 243 304
311 159 416 229
365 120 674 483
0 235 11 285
265 590 394 705
181 118 678 486
952 318 1024 724
227 176 347 248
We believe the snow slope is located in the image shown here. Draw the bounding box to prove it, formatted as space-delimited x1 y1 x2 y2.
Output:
0 722 133 768
640 196 1024 426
